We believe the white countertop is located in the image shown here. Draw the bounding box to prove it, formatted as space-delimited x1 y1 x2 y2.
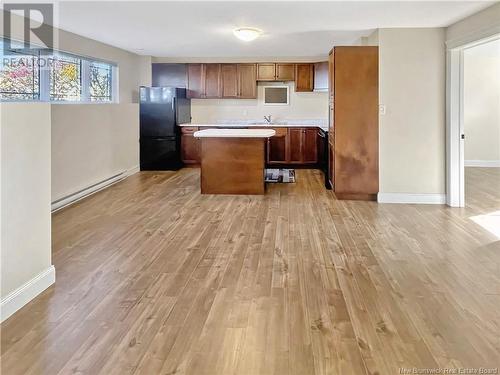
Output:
180 121 328 131
194 129 276 138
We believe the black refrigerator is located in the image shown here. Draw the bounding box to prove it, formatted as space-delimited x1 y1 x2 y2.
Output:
140 87 191 170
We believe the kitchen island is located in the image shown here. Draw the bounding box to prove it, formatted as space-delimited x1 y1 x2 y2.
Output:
194 128 276 195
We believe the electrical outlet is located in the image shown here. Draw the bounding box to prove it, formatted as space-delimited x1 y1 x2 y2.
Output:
379 104 386 116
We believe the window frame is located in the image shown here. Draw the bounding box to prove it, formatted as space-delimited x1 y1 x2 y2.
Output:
1 39 118 104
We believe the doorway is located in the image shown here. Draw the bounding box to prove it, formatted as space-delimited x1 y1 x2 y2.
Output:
463 39 500 211
446 33 500 207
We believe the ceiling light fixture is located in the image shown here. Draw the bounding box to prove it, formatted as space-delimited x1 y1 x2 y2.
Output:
233 27 262 42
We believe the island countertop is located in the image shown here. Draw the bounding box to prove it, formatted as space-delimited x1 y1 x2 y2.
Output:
194 128 276 138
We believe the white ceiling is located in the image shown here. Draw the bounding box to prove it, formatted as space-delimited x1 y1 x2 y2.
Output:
53 1 494 58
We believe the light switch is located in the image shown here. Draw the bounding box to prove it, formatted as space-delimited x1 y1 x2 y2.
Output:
379 104 386 116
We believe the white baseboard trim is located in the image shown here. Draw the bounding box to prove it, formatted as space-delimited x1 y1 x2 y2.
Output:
378 193 446 205
127 166 140 176
465 160 500 168
1 265 55 323
51 166 140 212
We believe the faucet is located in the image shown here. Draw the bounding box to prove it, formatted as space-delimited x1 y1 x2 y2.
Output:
264 115 272 124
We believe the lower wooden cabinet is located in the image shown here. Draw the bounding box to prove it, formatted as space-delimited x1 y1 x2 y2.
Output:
181 127 200 164
267 127 318 165
181 126 320 167
288 128 303 163
267 128 288 164
303 128 318 163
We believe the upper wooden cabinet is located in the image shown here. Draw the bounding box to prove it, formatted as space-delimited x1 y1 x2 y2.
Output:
188 63 256 99
221 64 239 98
257 63 276 81
187 63 222 98
237 64 257 98
276 64 295 81
187 64 203 98
257 63 295 81
295 63 314 92
204 64 222 98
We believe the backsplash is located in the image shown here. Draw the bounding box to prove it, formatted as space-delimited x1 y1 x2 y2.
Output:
191 81 328 123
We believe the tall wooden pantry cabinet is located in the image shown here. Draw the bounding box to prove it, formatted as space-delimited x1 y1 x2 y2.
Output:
328 46 379 201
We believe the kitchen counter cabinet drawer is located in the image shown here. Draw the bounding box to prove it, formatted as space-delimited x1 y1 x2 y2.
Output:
181 126 199 134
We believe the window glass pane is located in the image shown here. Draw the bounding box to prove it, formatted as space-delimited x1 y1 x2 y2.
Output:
89 62 112 101
0 50 40 100
49 55 81 101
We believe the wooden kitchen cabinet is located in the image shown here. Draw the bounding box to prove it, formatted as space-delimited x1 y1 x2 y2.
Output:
267 128 288 164
221 64 239 98
266 127 318 165
204 63 221 98
187 64 203 98
257 63 276 81
328 143 334 189
288 129 303 163
237 64 257 98
220 64 256 99
295 63 314 92
303 128 318 163
257 63 295 81
276 63 295 81
332 46 379 200
181 127 200 165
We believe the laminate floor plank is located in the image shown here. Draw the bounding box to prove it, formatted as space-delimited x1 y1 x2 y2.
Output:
1 168 499 375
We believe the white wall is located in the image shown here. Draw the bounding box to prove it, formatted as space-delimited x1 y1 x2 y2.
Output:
446 3 500 47
50 28 143 202
1 103 54 321
378 28 446 199
464 39 500 165
191 81 328 123
1 12 143 203
51 104 139 200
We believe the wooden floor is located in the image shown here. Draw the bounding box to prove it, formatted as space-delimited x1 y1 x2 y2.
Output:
1 168 499 375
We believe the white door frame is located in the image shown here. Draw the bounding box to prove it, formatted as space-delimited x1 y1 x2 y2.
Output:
446 29 500 207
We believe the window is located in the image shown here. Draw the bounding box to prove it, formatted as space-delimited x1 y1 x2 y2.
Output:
89 62 112 102
1 39 117 103
49 54 82 101
0 50 40 100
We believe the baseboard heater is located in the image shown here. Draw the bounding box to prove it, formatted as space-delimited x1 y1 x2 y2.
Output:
51 171 126 212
